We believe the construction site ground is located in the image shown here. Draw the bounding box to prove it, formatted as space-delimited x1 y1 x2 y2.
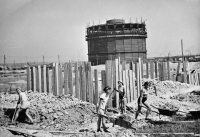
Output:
0 79 200 137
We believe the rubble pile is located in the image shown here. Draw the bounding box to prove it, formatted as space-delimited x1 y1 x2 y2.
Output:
0 92 97 130
170 90 200 104
158 102 179 110
143 78 192 95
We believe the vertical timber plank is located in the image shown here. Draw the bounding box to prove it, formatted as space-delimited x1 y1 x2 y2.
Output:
115 59 119 108
54 63 59 96
31 67 36 92
106 60 112 108
88 62 93 103
167 61 171 80
81 63 86 101
37 65 42 93
27 66 31 91
129 70 133 102
42 65 47 93
155 61 158 79
68 63 73 96
158 62 162 81
79 63 83 100
125 70 130 103
150 62 154 79
58 64 63 95
163 62 166 81
146 62 149 78
122 70 127 100
132 70 136 100
75 62 80 99
136 62 140 98
94 69 99 105
64 63 69 95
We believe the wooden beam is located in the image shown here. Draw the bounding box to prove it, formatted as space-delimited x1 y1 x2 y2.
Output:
81 63 86 101
36 65 42 93
129 70 133 102
125 70 130 103
106 60 113 108
64 63 69 95
167 61 171 80
154 61 158 79
68 63 73 96
75 62 80 99
94 69 99 105
31 66 36 92
115 59 119 108
146 62 149 78
41 65 47 93
150 61 154 79
27 66 31 91
132 70 136 100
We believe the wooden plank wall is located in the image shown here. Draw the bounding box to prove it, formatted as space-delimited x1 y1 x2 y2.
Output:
27 60 198 108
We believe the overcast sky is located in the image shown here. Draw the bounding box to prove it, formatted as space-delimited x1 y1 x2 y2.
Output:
0 0 200 63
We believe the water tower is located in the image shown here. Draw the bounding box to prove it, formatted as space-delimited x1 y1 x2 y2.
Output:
86 19 147 65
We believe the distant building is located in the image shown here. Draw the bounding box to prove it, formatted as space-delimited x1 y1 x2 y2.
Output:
85 19 147 65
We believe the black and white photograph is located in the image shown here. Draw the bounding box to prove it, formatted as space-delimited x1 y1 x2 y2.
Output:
0 0 200 136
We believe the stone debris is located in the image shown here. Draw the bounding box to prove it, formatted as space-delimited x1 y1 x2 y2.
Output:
0 92 96 131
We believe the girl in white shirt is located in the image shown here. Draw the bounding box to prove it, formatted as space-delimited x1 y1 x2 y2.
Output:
96 86 114 132
12 88 33 124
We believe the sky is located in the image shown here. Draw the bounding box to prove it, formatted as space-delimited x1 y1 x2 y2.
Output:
0 0 200 63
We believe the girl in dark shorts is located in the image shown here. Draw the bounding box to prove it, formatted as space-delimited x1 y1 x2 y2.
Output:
135 81 156 120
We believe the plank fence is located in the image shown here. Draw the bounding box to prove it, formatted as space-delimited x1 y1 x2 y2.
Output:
27 59 200 107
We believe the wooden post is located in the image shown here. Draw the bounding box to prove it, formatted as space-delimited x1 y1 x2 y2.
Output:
167 61 171 80
88 63 93 103
85 62 90 102
58 64 63 95
31 67 36 92
122 60 126 70
129 70 133 102
138 58 142 96
150 62 154 79
46 67 52 94
154 61 158 79
122 70 127 101
54 63 59 96
115 59 119 108
79 63 83 99
64 63 69 95
81 63 86 101
125 70 130 103
177 62 180 75
75 63 80 99
183 61 187 83
140 59 144 78
36 65 42 93
146 62 149 78
106 60 113 108
94 69 99 105
158 62 163 81
136 62 140 97
163 62 166 81
42 65 47 93
52 63 55 95
27 66 31 91
68 63 73 96
101 70 106 105
132 70 136 100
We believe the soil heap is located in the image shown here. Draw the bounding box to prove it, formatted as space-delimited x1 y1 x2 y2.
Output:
0 92 97 131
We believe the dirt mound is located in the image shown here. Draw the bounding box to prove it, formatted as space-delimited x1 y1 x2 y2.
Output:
170 90 200 104
143 78 192 95
0 92 97 131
